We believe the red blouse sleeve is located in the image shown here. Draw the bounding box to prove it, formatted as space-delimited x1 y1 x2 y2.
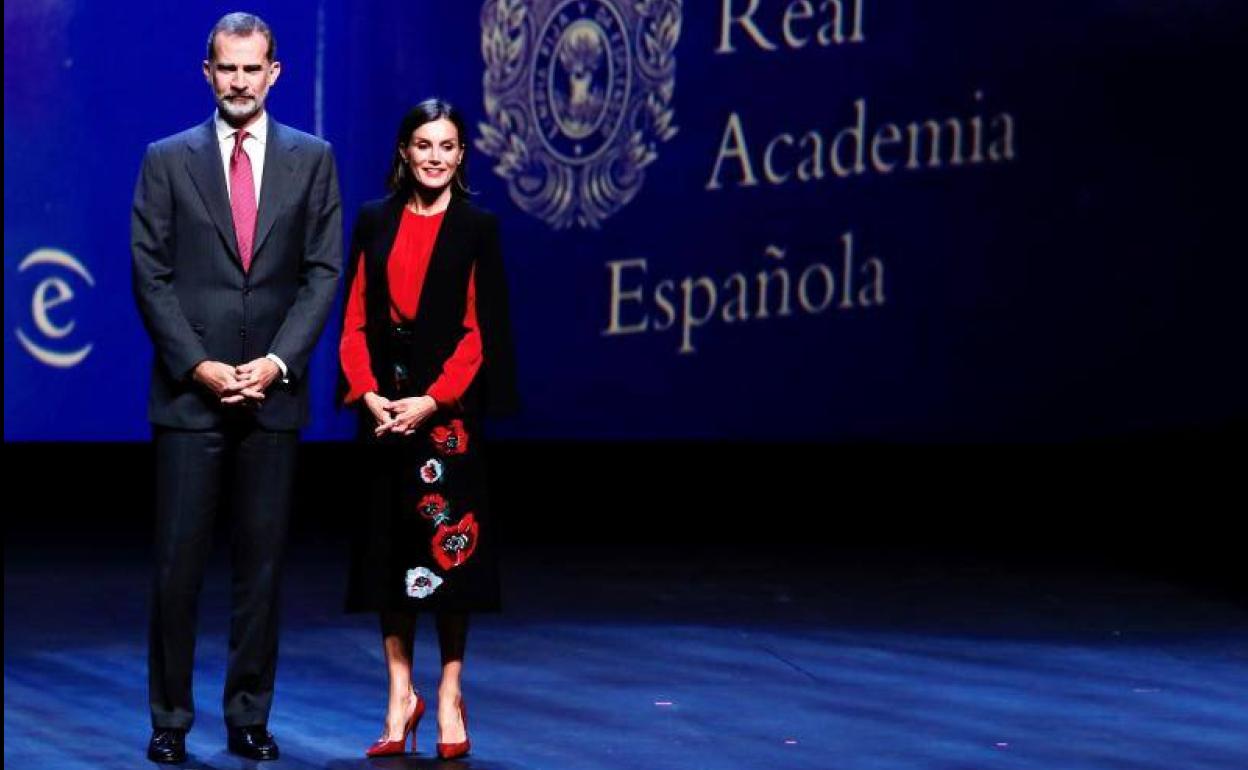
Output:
426 266 483 410
339 252 379 404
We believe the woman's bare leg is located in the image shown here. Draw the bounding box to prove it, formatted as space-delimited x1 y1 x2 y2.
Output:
378 612 420 739
435 612 469 743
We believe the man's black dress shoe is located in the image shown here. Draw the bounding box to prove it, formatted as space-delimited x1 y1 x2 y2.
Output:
147 728 187 764
228 725 280 760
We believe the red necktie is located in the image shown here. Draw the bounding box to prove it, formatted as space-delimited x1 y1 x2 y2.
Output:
230 129 257 273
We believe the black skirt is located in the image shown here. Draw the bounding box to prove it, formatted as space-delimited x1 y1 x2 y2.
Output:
345 412 500 613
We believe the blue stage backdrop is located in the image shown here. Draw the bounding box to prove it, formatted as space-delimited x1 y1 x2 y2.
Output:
5 1 1245 441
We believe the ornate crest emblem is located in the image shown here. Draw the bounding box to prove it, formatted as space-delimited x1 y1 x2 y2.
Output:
477 0 681 229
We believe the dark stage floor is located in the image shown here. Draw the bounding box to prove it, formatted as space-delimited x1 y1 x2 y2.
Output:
5 537 1247 770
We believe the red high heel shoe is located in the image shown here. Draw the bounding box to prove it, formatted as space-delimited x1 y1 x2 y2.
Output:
436 701 471 760
365 691 425 757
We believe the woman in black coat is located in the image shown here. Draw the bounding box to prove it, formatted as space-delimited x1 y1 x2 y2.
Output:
339 98 517 760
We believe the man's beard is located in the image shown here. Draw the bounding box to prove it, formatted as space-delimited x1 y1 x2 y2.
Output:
218 94 262 122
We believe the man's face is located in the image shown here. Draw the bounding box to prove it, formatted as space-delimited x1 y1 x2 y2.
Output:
203 32 280 126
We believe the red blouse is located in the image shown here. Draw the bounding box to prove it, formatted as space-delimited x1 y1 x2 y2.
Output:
339 208 482 407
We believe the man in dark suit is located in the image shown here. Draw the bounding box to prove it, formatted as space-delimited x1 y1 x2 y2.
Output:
131 12 341 763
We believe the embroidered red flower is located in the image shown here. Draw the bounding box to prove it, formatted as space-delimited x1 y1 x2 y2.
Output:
417 493 450 524
431 419 469 456
431 513 479 570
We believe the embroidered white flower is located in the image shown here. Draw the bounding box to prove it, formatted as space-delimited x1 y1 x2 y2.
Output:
405 567 443 598
419 458 444 484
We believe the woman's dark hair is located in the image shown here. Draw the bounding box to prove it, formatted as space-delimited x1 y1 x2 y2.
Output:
388 98 472 197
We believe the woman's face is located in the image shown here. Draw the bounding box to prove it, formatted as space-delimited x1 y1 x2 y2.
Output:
402 118 463 192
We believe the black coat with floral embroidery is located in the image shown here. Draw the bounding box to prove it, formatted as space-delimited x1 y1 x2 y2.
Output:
343 194 515 613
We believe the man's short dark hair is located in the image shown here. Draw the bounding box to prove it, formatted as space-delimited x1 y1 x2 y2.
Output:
206 12 276 62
